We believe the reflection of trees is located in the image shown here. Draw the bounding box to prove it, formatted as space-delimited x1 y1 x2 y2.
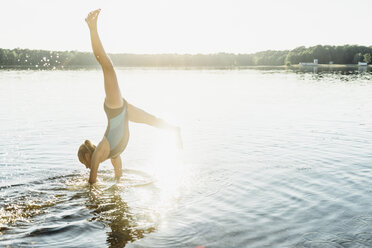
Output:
86 185 155 248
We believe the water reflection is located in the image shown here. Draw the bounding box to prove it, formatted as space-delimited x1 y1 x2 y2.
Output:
86 184 155 248
294 66 372 84
358 65 368 73
0 173 156 247
297 66 372 76
299 65 318 74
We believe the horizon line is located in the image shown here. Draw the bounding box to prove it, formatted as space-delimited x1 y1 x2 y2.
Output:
2 43 372 55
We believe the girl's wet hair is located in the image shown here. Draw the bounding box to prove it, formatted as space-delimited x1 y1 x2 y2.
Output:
77 140 96 165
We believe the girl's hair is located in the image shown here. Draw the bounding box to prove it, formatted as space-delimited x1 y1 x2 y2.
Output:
77 140 96 165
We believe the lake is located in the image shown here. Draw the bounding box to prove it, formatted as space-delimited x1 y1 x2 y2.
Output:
1 67 372 247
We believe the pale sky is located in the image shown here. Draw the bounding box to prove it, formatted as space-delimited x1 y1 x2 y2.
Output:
1 0 371 54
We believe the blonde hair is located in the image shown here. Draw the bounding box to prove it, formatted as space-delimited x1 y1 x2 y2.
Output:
78 140 96 165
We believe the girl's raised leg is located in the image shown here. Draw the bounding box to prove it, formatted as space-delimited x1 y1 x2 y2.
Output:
127 103 183 148
86 9 123 108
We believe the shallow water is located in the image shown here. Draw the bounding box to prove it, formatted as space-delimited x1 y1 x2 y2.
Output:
1 68 372 247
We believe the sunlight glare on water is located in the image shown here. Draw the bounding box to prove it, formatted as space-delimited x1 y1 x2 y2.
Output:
152 132 186 208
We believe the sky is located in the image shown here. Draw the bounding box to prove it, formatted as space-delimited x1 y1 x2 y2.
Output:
1 0 372 54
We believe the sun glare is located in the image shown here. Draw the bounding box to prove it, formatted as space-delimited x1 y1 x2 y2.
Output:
150 131 186 211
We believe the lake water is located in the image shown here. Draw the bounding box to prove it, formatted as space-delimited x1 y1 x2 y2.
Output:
1 68 372 248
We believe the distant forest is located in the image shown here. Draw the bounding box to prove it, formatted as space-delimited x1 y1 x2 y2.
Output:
1 45 372 68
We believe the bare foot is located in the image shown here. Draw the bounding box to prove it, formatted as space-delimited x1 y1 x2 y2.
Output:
85 9 101 29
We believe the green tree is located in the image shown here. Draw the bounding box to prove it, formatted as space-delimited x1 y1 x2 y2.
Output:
363 53 371 64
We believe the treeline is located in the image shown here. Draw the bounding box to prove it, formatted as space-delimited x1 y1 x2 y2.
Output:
0 49 96 69
285 45 372 65
1 45 372 68
0 48 288 68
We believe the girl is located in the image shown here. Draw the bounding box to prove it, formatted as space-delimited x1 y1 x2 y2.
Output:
78 9 182 184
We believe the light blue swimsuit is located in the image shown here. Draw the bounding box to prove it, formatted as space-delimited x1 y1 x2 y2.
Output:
104 99 130 158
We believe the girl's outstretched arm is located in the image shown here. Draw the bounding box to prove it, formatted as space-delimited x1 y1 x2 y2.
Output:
89 139 110 184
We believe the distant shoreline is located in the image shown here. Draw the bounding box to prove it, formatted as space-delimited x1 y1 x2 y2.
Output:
1 45 372 69
1 64 371 71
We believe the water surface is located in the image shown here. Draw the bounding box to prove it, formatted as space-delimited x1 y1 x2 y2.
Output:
1 68 372 247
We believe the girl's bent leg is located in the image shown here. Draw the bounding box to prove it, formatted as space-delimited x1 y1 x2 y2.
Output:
127 103 174 129
127 103 183 148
